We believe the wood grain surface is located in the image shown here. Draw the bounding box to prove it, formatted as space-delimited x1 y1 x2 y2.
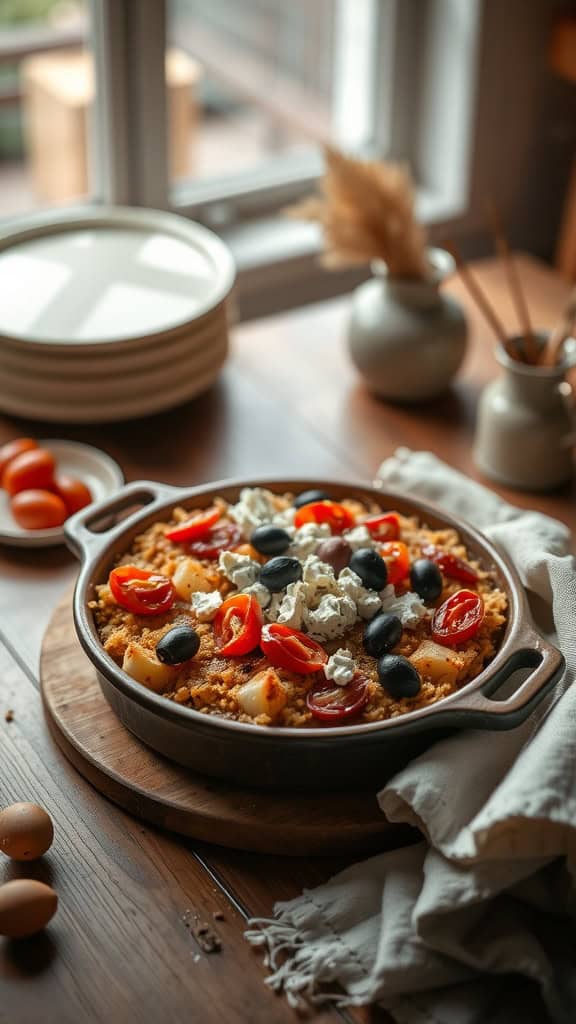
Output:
41 591 412 857
0 256 574 1024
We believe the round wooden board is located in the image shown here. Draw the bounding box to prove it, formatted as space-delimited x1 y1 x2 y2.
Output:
40 591 412 857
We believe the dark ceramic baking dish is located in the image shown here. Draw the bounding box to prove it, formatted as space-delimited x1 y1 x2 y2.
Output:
65 478 564 791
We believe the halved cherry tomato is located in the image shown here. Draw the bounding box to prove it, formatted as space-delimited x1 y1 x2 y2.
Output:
432 589 484 647
421 544 479 584
379 541 410 585
0 438 38 482
260 624 327 674
165 507 221 543
188 522 243 560
307 673 369 722
213 594 263 656
363 512 400 542
55 474 93 515
3 449 55 496
109 565 176 616
294 501 355 534
10 489 67 530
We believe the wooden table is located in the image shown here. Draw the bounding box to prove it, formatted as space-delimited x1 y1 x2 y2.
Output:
0 256 574 1024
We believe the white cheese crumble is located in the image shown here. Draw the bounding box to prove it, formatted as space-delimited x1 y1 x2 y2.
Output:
304 593 357 641
190 590 223 622
289 522 331 559
275 581 307 630
324 648 356 686
218 550 260 589
228 487 277 536
301 554 338 601
338 567 382 619
272 506 296 531
241 581 272 609
380 585 428 628
342 524 377 551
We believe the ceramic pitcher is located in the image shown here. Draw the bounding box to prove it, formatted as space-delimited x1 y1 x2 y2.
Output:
347 247 467 401
474 337 576 491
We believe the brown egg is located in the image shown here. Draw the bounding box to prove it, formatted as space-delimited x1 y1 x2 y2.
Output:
0 802 54 861
0 879 58 938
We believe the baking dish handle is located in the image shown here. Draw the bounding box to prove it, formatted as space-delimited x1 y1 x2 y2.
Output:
444 622 565 726
64 480 182 562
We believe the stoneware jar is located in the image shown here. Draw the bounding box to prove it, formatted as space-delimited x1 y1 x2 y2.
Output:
474 335 576 491
347 247 467 401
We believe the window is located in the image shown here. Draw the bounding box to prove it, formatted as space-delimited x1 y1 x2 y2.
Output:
1 0 482 317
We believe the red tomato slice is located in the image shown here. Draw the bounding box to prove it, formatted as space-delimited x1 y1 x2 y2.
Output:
109 565 176 616
421 544 479 584
188 522 243 559
0 438 38 481
379 541 410 585
293 501 355 534
363 512 400 542
260 624 327 674
165 507 221 543
307 674 369 722
432 589 484 647
213 594 263 656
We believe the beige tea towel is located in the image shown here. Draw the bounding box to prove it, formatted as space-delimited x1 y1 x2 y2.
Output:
246 449 576 1024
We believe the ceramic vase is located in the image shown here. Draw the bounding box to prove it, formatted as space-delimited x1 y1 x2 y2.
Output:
474 336 576 491
347 247 467 401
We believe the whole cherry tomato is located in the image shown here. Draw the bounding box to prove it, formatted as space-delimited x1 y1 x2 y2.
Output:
109 566 176 616
10 489 67 530
188 522 243 559
3 449 55 496
421 544 479 584
213 594 263 656
165 507 221 543
294 501 355 534
379 541 410 585
307 673 369 722
363 512 400 542
432 589 484 647
0 438 38 482
260 624 327 674
55 474 93 515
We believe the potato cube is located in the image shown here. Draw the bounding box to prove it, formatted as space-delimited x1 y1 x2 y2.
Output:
173 558 213 600
409 640 465 685
122 642 177 692
237 668 287 720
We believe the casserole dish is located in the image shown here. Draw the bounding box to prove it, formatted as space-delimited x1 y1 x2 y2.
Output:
65 479 564 790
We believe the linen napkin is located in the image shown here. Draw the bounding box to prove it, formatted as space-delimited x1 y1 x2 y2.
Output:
246 449 576 1024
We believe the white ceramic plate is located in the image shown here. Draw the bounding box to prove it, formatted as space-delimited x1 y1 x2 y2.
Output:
0 440 124 548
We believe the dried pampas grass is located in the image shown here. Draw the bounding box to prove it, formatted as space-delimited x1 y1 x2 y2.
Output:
286 146 428 279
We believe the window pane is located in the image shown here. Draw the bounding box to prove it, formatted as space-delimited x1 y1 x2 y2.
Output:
168 0 378 192
0 0 91 218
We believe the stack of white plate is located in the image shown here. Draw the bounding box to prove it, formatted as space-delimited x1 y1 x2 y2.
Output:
0 206 235 423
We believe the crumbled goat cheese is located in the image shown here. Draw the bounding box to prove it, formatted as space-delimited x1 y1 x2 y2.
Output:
241 581 272 609
218 550 260 589
275 581 307 630
380 585 428 628
190 590 223 622
338 567 382 619
228 487 277 536
324 648 356 686
301 554 338 601
304 593 357 641
342 525 377 551
289 522 331 559
272 506 296 531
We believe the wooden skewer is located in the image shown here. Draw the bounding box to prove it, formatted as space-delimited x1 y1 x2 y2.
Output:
444 238 516 355
485 199 539 363
540 287 576 367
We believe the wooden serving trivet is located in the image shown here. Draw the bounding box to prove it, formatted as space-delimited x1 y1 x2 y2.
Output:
40 591 412 856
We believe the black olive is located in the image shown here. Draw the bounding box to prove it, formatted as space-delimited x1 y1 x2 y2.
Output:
156 625 200 665
377 655 421 698
316 537 352 574
349 548 388 591
293 488 330 508
259 556 302 592
251 524 291 556
364 613 402 658
409 558 443 603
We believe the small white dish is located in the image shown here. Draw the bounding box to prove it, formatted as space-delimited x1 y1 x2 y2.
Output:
0 440 125 548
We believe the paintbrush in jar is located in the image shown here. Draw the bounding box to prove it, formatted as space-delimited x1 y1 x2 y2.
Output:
485 200 539 363
444 239 521 357
540 287 576 367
